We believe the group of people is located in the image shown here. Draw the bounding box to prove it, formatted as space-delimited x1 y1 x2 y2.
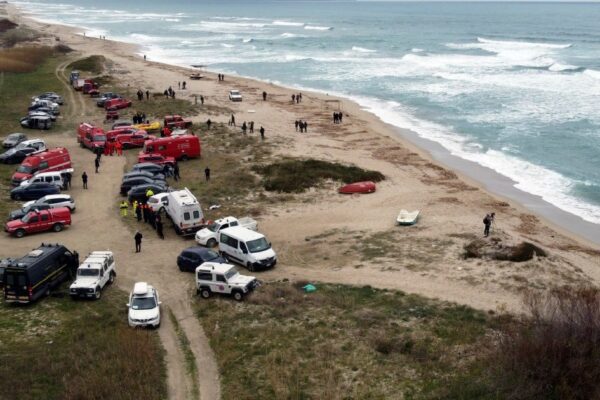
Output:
136 89 150 101
177 81 187 90
217 74 225 81
333 112 343 124
294 120 309 133
163 86 177 99
195 95 205 105
241 121 255 134
132 111 147 124
291 93 303 104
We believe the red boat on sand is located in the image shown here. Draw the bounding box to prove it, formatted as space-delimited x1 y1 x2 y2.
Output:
338 181 376 194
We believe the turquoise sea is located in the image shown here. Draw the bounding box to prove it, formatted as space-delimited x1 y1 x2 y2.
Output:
16 1 600 224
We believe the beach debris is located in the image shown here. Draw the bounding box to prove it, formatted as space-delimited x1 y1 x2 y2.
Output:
302 283 317 293
463 239 547 262
209 204 221 210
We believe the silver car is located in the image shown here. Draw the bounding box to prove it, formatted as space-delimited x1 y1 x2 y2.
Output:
2 133 27 148
23 194 76 212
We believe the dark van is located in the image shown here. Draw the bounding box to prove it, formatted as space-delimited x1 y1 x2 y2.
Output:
3 243 79 304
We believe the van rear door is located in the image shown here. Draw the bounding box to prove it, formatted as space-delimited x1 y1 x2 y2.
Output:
181 205 202 231
4 270 30 302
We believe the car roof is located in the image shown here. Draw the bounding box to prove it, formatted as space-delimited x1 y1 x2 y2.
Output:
39 194 72 201
196 262 235 274
221 226 265 241
184 247 215 256
132 282 155 296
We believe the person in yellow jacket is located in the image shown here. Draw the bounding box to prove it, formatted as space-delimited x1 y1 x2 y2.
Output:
132 200 138 214
120 200 129 217
146 188 154 200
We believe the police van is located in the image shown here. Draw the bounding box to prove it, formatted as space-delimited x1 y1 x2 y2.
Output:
3 243 79 303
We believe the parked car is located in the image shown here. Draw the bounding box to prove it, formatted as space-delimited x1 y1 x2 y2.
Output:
0 147 37 164
17 138 46 152
33 92 64 105
218 226 277 271
8 202 51 221
177 247 225 272
4 207 72 238
29 99 59 113
195 216 258 247
147 192 169 212
142 135 201 161
69 251 116 299
228 90 242 102
120 176 166 196
163 115 192 129
127 282 161 328
195 262 258 301
163 188 204 236
131 162 168 175
3 133 28 148
10 182 60 201
123 170 165 182
137 153 176 166
28 109 57 121
20 171 65 189
3 243 79 303
112 120 133 130
104 98 132 111
96 93 121 107
20 115 52 130
23 194 76 212
127 183 168 204
11 147 72 185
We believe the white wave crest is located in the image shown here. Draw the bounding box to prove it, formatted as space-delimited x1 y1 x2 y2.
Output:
352 46 376 53
548 62 580 72
221 43 234 48
477 37 572 49
242 38 254 43
304 25 333 31
584 69 600 80
272 20 305 27
280 32 299 38
411 48 424 53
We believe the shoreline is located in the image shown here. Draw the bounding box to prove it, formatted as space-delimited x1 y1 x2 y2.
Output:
12 3 600 248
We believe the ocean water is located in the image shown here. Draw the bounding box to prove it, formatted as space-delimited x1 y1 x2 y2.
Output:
15 0 600 224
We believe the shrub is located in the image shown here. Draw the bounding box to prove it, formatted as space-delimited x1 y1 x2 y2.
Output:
0 18 18 33
252 159 385 193
1 27 40 47
464 240 546 262
68 55 105 74
0 46 54 73
490 287 600 399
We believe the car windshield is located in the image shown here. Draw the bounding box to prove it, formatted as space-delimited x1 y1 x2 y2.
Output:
207 223 218 233
16 165 32 173
93 135 106 142
205 250 220 260
224 269 238 280
247 237 270 253
78 269 100 277
21 213 34 223
131 296 156 310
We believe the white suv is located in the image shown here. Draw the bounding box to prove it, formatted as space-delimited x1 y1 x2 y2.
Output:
24 194 75 212
196 262 259 301
228 90 242 102
69 251 116 299
127 282 161 328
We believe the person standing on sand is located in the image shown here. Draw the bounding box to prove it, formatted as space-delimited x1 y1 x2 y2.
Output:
483 214 492 237
146 90 150 100
263 91 267 101
295 120 299 131
182 81 187 90
206 119 211 130
292 94 296 103
134 231 143 253
260 126 265 140
81 172 88 189
205 166 211 182
94 158 100 173
200 95 204 105
230 114 236 127
242 122 247 135
178 82 181 90
304 121 308 133
250 121 254 133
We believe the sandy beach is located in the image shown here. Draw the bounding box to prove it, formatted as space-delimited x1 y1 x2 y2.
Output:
5 3 600 313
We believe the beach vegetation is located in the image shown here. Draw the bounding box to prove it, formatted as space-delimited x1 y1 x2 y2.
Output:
0 25 40 47
0 46 54 73
0 18 18 33
195 281 500 399
68 55 105 74
463 239 547 262
0 287 166 400
252 159 385 193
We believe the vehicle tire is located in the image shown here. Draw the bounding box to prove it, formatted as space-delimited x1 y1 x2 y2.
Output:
14 229 26 238
200 288 211 299
247 262 255 272
53 223 63 232
232 291 244 302
178 264 184 272
122 143 130 150
180 155 189 161
221 253 229 262
109 272 115 284
94 287 101 300
206 239 217 248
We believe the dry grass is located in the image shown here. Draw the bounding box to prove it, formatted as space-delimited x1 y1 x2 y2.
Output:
0 46 54 73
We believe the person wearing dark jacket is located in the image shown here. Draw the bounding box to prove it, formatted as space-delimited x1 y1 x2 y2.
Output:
136 204 142 222
156 220 164 239
81 172 88 189
134 231 143 253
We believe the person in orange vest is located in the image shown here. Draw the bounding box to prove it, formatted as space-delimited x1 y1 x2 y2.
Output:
115 140 123 156
103 142 110 156
162 126 172 137
109 141 115 156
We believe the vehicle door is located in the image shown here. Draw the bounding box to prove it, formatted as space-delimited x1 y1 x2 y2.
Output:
28 184 43 199
239 242 250 264
25 212 41 232
99 260 108 286
180 251 197 271
225 235 241 263
38 212 52 232
211 273 228 294
4 271 29 300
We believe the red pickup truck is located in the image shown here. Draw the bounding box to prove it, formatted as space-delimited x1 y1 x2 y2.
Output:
137 153 176 166
5 207 72 238
105 98 132 111
164 115 192 129
113 131 153 149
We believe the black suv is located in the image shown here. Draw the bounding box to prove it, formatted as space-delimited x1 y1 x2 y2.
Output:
120 177 166 196
127 183 168 203
10 182 60 201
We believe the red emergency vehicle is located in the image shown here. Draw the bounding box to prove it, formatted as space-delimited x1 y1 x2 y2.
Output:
104 98 132 111
163 115 192 129
77 123 106 152
137 153 176 166
11 148 72 186
5 207 72 238
113 131 153 149
142 135 201 161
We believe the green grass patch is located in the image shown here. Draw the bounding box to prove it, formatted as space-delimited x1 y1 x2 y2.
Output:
68 55 105 74
195 282 502 399
0 286 167 400
252 159 385 193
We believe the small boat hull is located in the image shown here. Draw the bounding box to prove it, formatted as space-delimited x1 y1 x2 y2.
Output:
338 181 376 194
397 210 420 226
